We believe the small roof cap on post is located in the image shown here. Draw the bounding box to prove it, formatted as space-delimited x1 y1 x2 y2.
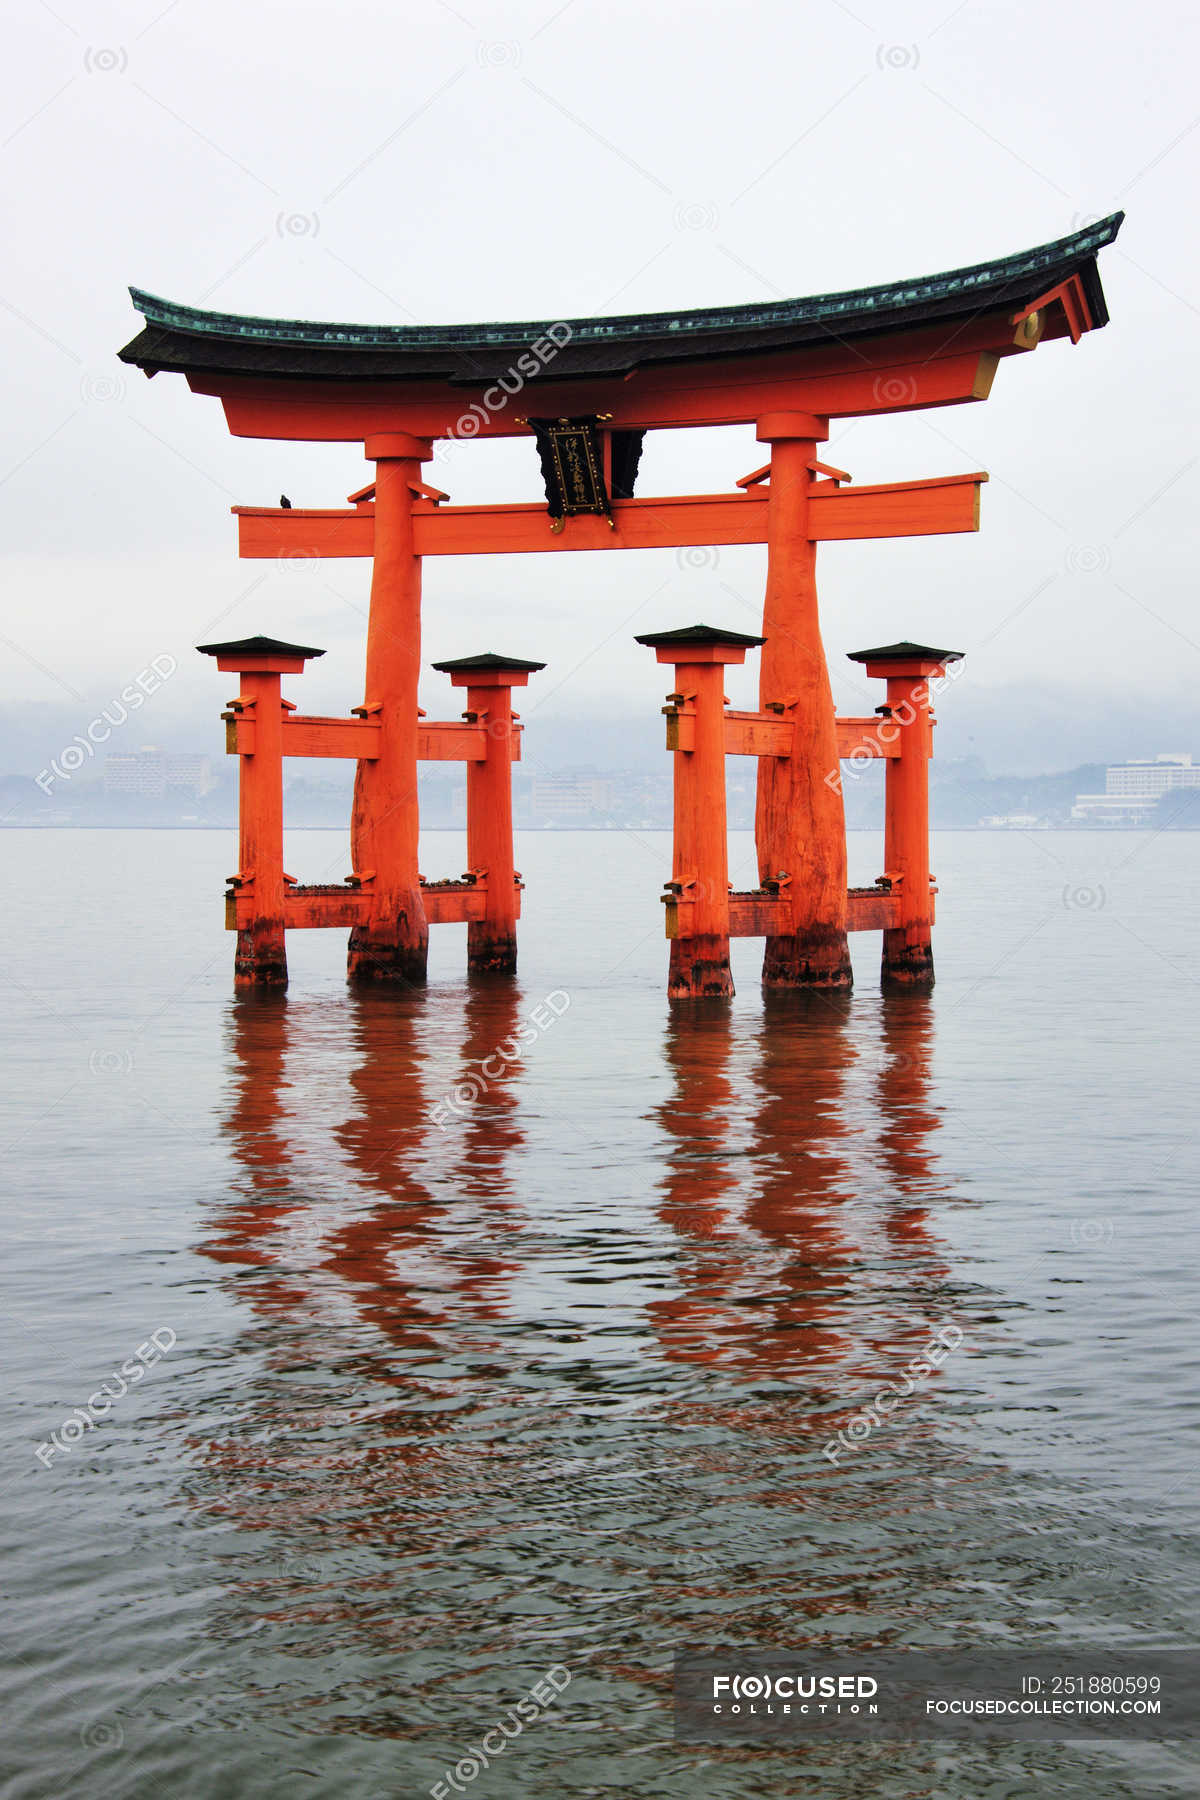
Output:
430 652 546 672
635 622 765 666
197 633 325 673
431 650 546 688
635 623 765 649
847 640 963 666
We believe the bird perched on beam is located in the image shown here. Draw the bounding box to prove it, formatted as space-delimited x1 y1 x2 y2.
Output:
280 494 292 509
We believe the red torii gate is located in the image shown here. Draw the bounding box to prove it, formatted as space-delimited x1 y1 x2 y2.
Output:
119 214 1121 997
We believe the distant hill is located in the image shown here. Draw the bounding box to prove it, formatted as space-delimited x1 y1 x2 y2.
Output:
931 760 1107 828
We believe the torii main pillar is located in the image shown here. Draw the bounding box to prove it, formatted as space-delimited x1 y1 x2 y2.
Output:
755 412 852 991
347 433 430 986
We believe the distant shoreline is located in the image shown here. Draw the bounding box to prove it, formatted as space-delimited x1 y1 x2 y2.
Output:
0 824 1186 835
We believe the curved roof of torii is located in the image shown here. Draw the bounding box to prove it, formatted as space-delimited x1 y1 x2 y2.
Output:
119 215 1122 386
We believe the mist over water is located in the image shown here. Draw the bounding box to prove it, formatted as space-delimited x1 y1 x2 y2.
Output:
2 829 1196 1798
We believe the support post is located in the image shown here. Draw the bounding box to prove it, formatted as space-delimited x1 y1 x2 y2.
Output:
847 641 963 988
430 653 546 973
348 432 432 985
755 411 853 990
197 634 325 988
636 624 763 1000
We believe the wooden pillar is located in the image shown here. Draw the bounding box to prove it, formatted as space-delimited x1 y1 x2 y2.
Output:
234 667 286 987
347 432 431 986
431 653 545 974
197 634 325 989
847 642 963 988
755 411 852 990
636 625 763 1000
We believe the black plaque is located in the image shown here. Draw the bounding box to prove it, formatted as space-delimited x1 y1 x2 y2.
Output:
528 416 613 526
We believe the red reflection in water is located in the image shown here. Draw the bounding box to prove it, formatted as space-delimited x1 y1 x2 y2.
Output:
205 993 313 1314
325 983 527 1348
198 982 534 1526
208 984 530 1345
648 995 860 1373
876 992 944 1251
648 992 952 1384
207 981 956 1446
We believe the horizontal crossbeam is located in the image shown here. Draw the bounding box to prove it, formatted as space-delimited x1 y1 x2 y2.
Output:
835 717 901 760
810 472 985 540
728 893 791 936
661 886 935 939
203 342 1004 440
225 878 517 931
666 709 794 756
233 472 985 560
663 711 907 759
724 711 794 756
224 712 512 762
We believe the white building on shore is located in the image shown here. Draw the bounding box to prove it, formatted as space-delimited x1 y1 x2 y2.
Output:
1072 753 1200 824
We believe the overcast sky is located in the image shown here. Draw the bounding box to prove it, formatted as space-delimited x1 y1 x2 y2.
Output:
2 0 1197 773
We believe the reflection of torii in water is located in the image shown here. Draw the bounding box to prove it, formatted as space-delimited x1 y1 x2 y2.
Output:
195 984 536 1547
195 984 983 1706
211 984 953 1392
325 984 528 1354
646 994 955 1387
208 985 529 1356
204 993 317 1317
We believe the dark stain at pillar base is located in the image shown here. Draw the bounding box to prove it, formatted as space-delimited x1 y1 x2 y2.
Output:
346 923 429 987
669 937 735 1001
467 929 519 976
234 928 287 989
762 929 853 990
881 930 935 990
